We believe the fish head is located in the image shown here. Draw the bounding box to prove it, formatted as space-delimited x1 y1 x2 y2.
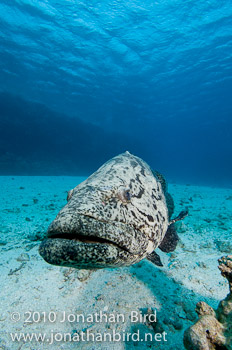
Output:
39 152 169 269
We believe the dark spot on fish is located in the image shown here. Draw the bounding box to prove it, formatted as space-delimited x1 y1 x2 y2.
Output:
156 214 160 222
130 160 138 168
114 157 124 164
147 215 154 222
140 167 145 176
131 211 137 219
151 189 162 201
158 211 165 222
137 208 146 217
136 174 142 185
138 224 145 230
113 202 118 209
137 208 154 223
134 188 144 199
105 169 115 177
153 203 157 210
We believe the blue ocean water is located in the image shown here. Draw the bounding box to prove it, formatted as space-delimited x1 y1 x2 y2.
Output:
0 0 232 185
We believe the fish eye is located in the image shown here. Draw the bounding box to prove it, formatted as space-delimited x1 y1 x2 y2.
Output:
124 190 131 201
117 188 132 204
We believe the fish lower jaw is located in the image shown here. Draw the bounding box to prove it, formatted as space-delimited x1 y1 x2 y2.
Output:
38 237 141 269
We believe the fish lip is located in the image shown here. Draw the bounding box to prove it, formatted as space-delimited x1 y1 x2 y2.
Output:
46 232 132 254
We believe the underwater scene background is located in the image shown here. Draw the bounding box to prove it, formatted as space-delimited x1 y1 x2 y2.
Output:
0 1 232 350
0 0 232 185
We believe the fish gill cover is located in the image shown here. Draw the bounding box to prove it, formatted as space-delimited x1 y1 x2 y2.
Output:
0 0 232 185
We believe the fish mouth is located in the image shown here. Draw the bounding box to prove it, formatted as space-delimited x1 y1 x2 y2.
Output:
39 234 134 269
46 232 131 254
39 213 149 268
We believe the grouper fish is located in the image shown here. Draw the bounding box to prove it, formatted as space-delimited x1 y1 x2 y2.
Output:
39 152 188 269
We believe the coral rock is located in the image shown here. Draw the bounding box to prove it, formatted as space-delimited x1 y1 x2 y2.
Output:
184 255 232 350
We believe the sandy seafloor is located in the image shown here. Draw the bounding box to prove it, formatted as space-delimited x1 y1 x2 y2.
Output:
0 176 232 350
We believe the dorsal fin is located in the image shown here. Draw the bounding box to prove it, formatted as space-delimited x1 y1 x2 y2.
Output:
152 170 167 193
165 192 175 219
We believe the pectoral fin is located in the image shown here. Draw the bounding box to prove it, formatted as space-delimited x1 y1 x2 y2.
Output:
159 223 179 253
169 208 188 225
147 251 163 267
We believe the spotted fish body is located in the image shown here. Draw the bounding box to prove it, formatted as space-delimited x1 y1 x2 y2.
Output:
39 152 182 269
